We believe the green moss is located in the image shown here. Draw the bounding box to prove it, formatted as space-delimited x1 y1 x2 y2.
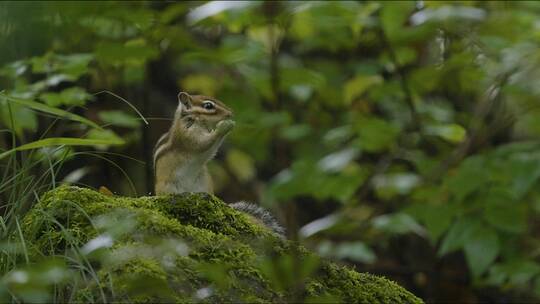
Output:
22 186 423 303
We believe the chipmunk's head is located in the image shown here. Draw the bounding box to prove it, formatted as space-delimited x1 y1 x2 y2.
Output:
177 92 233 129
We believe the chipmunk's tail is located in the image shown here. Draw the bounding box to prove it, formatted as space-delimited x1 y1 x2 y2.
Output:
230 202 285 238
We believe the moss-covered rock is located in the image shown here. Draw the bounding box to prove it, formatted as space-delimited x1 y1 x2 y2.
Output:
21 186 422 303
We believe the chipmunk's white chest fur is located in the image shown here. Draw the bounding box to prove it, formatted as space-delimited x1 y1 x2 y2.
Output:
171 156 209 192
156 151 212 194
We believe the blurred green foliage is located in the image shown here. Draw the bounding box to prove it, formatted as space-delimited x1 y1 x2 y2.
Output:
1 0 540 302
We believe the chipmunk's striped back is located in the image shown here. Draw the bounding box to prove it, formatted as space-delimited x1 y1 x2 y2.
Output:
153 131 170 172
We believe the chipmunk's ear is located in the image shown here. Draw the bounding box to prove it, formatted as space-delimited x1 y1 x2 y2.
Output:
177 92 192 110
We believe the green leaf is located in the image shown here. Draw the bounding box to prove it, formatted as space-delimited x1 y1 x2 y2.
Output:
410 6 486 25
187 1 255 25
482 189 527 234
279 124 312 141
0 60 27 79
288 2 360 51
372 213 426 236
4 94 102 130
160 4 188 24
446 155 488 202
322 125 354 147
317 148 360 173
354 116 400 152
0 99 37 136
40 87 93 107
269 160 368 203
312 165 368 202
86 129 124 143
373 173 420 199
438 217 481 256
334 242 376 264
43 74 76 87
488 260 540 287
507 261 540 286
0 137 125 160
344 75 383 104
464 227 499 278
280 67 326 90
506 156 540 200
247 25 285 53
394 47 417 66
380 1 415 42
318 240 376 264
425 123 467 143
258 254 320 292
98 110 141 128
58 53 94 78
30 53 93 78
409 204 455 242
410 66 441 94
4 258 70 303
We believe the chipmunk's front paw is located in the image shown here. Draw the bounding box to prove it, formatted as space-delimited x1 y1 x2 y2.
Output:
216 119 235 134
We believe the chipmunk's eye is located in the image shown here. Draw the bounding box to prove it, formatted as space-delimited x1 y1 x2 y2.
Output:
202 101 215 110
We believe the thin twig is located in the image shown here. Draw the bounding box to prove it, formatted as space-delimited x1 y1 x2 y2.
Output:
426 69 517 180
93 90 149 125
380 29 421 132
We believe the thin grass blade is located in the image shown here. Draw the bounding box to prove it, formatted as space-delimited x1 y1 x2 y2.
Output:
0 137 125 160
2 93 104 130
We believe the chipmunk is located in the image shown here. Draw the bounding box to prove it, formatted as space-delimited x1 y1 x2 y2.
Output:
154 92 285 237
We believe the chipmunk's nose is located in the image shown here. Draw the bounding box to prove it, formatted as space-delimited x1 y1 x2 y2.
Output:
226 111 234 119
